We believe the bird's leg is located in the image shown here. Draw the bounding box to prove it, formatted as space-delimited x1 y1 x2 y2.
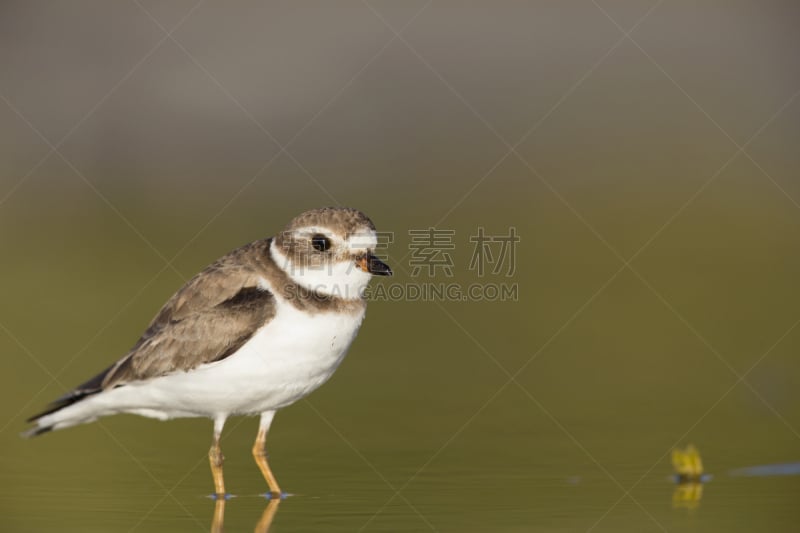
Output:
209 416 227 497
252 411 281 496
209 437 225 496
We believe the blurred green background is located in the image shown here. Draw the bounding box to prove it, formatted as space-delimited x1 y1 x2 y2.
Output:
1 1 799 531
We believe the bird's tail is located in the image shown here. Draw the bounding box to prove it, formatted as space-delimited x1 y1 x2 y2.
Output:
21 364 114 438
21 392 94 439
20 424 53 439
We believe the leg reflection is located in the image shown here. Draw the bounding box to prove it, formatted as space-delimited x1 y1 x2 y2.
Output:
211 497 226 533
254 498 281 533
208 494 281 532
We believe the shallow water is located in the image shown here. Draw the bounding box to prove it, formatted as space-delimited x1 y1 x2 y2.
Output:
3 447 799 532
3 381 800 532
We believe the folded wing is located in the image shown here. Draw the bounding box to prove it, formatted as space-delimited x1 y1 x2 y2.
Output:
28 242 275 422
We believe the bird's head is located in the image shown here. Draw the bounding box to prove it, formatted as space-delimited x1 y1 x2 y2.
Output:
271 207 392 299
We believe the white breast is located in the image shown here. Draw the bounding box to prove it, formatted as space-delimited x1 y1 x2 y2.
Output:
212 294 367 413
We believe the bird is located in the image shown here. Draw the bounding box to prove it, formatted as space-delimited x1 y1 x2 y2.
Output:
23 207 392 497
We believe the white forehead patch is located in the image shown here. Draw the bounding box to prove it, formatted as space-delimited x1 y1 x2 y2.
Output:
292 225 335 238
345 229 378 252
289 225 377 252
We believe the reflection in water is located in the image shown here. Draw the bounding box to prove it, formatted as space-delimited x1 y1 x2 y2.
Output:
210 497 281 533
211 498 226 533
254 499 281 532
668 445 800 510
671 444 707 510
672 481 704 510
729 462 800 478
661 443 800 510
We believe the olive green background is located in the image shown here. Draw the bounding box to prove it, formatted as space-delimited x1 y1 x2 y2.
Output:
1 1 799 531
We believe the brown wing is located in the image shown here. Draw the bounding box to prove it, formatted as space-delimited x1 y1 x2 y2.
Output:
102 257 275 387
28 243 275 423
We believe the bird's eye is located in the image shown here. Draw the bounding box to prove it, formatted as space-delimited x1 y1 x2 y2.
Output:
311 234 331 252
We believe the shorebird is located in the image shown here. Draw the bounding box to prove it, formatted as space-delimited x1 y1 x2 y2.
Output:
24 207 392 496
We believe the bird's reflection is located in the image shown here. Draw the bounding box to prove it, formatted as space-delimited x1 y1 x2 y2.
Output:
210 496 281 533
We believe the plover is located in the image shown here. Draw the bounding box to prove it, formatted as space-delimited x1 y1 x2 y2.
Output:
24 207 392 496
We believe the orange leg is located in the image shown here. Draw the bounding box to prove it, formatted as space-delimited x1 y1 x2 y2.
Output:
209 417 227 497
252 411 281 496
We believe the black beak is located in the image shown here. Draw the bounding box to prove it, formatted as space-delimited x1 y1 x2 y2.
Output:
357 254 392 276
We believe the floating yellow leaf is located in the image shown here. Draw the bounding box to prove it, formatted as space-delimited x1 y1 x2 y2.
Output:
672 444 704 482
